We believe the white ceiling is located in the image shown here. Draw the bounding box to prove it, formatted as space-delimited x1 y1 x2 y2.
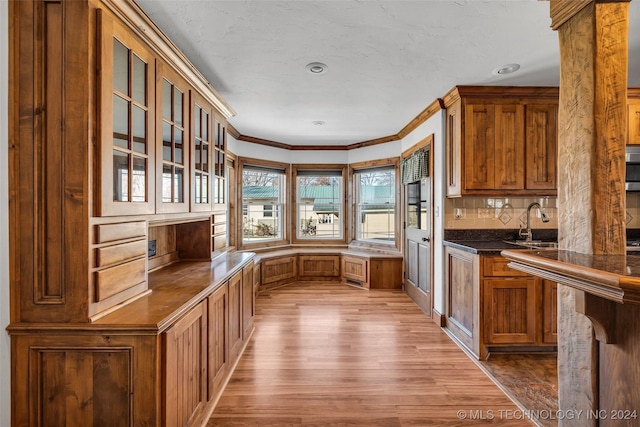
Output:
136 0 640 147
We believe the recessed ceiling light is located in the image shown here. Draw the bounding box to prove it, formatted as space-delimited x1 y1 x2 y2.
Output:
492 63 520 76
312 121 325 126
306 62 328 74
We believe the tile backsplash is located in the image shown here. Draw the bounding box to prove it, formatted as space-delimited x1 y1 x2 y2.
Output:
445 197 558 230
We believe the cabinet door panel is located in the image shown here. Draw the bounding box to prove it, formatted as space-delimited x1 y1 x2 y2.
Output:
156 60 191 213
98 11 156 216
464 104 495 190
208 284 228 399
483 278 537 344
164 301 207 427
228 271 243 360
542 280 558 344
525 104 557 189
242 263 255 339
494 104 525 189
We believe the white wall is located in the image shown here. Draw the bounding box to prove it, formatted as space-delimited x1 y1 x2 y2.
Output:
227 135 350 165
401 111 446 315
1 1 11 424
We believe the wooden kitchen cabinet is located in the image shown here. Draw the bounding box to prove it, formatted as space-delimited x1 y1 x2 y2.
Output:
207 283 229 400
228 270 244 361
242 263 255 339
99 9 157 216
444 86 558 197
163 301 208 427
483 278 537 345
444 248 557 359
444 246 481 357
464 103 525 191
9 1 242 425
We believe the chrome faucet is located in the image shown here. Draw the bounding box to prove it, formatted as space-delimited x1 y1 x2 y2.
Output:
519 202 550 242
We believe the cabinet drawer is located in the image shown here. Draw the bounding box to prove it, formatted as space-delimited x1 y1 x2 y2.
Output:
95 221 146 244
483 256 530 277
94 258 146 302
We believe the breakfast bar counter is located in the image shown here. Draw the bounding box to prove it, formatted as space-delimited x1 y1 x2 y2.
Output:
501 249 640 305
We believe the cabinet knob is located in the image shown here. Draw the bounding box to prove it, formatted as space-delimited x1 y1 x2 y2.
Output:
422 237 430 242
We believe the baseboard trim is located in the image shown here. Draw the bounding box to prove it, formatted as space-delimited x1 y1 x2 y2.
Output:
433 308 446 327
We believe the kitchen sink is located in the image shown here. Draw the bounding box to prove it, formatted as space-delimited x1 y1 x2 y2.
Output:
504 240 558 249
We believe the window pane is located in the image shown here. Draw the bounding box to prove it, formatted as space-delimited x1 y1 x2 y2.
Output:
162 122 172 161
202 112 209 141
242 168 283 242
194 140 201 168
131 156 146 202
112 94 129 149
131 104 146 154
113 150 129 201
132 54 146 104
174 87 183 126
202 174 208 203
195 106 201 138
162 165 172 203
356 169 396 242
195 172 202 204
174 167 183 203
162 79 171 120
202 143 209 173
174 128 183 164
113 39 128 94
296 175 342 239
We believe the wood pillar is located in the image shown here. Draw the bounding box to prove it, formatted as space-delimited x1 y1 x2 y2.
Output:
551 1 629 426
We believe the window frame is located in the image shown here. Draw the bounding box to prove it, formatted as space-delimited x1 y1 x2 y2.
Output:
238 157 290 250
291 164 348 245
349 158 401 251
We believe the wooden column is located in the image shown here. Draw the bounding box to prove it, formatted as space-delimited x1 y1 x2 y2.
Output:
551 1 629 426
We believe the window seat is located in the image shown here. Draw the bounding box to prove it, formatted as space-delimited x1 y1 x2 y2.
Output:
248 246 403 290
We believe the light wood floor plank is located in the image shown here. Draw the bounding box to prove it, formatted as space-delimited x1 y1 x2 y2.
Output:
208 282 532 426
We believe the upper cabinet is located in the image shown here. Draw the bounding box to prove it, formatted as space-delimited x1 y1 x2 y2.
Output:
444 86 558 197
629 89 640 145
99 11 156 216
156 61 190 213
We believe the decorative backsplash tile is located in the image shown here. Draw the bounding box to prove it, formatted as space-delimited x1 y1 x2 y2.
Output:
445 196 558 230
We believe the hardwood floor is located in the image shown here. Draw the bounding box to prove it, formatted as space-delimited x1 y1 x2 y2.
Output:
479 354 558 427
208 282 533 426
208 283 533 427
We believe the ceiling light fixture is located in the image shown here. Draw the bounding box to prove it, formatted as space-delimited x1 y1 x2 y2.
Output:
306 62 328 74
312 121 325 126
492 63 521 76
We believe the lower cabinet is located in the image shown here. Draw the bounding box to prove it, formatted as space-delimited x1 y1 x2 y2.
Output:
341 256 368 287
444 248 558 359
164 301 208 427
483 278 537 344
208 284 229 398
9 258 256 427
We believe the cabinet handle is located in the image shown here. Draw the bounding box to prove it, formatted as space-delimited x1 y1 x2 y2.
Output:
422 237 430 242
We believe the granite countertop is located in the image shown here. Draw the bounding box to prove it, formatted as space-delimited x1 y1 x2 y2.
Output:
443 239 524 254
501 249 640 305
443 229 558 255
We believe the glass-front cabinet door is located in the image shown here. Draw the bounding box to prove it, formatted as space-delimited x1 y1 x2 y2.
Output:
156 61 190 213
190 90 214 212
98 12 155 216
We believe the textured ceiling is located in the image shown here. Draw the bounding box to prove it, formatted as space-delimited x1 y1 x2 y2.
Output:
136 0 640 146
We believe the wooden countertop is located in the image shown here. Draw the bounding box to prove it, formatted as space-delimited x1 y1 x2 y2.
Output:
94 251 255 331
501 249 640 305
8 252 255 335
